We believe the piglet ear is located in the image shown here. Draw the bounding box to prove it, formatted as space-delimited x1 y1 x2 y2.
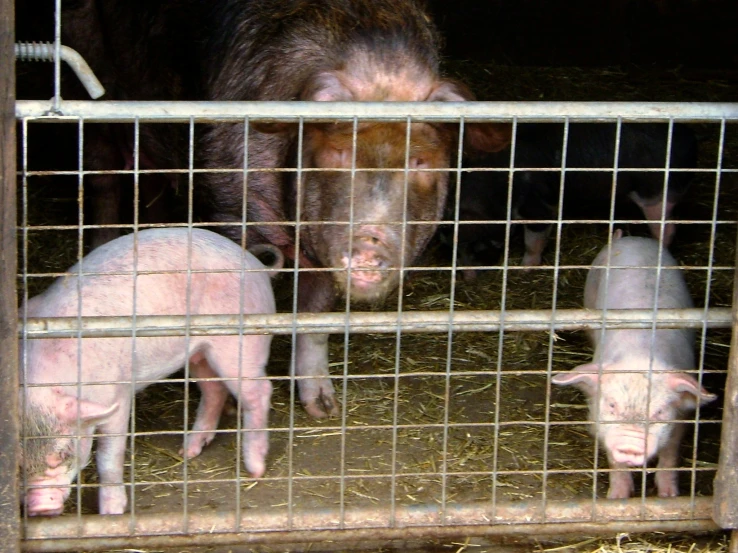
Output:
52 390 119 427
551 363 603 395
666 373 718 410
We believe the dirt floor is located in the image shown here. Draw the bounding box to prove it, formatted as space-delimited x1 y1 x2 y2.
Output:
15 62 738 552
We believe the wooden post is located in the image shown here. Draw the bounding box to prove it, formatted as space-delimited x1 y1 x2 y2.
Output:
0 0 20 549
713 227 738 534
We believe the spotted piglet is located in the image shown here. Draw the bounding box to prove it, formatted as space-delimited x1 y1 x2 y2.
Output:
552 231 716 499
20 228 279 516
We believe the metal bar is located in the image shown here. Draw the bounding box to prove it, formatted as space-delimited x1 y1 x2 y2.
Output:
15 100 738 122
19 519 721 553
712 224 738 529
21 496 717 552
0 0 20 548
17 307 734 338
14 43 105 99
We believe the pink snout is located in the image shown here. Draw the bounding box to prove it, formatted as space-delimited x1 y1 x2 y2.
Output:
341 229 394 289
24 486 68 517
606 426 652 466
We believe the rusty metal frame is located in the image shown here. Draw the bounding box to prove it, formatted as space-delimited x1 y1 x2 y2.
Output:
0 0 20 550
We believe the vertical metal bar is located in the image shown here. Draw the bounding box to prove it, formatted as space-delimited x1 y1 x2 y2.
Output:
541 119 570 519
439 117 466 519
491 117 518 515
0 0 20 547
287 117 306 528
338 116 360 527
73 116 84 528
52 0 62 111
712 219 738 528
180 116 197 533
690 118 725 514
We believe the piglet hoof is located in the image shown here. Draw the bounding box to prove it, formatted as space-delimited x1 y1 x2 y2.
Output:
179 432 216 460
461 269 478 282
521 253 542 268
655 472 680 498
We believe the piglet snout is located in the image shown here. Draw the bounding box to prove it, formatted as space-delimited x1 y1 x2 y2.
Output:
607 426 650 466
24 486 67 517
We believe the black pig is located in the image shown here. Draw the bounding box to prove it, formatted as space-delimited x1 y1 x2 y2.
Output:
444 122 697 274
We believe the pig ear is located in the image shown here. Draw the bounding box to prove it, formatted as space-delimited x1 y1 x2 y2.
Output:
427 80 513 154
303 71 354 102
252 72 354 135
52 391 119 427
666 373 718 410
427 79 475 103
551 363 603 395
465 123 513 153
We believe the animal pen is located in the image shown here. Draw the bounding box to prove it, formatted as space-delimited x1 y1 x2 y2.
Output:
3 5 738 553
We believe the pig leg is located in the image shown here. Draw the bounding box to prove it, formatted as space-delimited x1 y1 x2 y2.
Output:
206 338 272 478
654 422 685 498
629 192 677 246
180 358 230 460
95 398 132 515
522 225 552 266
296 272 340 418
605 452 635 499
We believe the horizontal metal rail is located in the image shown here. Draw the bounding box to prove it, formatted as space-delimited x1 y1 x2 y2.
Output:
15 100 738 122
19 307 732 338
22 497 717 552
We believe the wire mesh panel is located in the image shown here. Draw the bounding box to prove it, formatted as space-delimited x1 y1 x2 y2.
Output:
10 99 738 551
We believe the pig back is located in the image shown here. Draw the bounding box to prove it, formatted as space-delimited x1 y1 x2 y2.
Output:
584 236 695 368
585 236 692 311
26 228 276 320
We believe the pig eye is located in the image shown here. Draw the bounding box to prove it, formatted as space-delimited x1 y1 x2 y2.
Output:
608 401 617 411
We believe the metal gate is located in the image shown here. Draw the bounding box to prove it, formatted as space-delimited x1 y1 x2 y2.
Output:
3 3 738 552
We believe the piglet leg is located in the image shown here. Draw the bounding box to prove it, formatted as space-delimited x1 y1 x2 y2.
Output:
180 358 230 460
522 225 551 267
95 401 132 515
236 377 272 478
206 337 273 478
654 423 684 498
606 454 635 499
630 193 677 246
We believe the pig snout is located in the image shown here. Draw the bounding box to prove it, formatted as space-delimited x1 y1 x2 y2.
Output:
340 227 395 291
605 425 658 466
24 483 69 517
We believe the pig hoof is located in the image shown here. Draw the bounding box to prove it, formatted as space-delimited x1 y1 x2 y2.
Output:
302 393 340 419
